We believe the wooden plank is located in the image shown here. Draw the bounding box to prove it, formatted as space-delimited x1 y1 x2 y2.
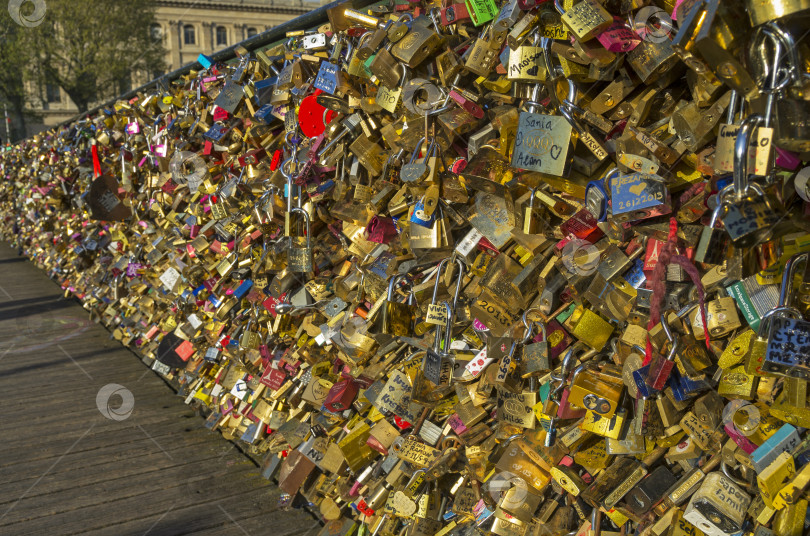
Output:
3 473 286 535
78 491 320 536
0 242 315 533
0 431 220 488
0 458 259 526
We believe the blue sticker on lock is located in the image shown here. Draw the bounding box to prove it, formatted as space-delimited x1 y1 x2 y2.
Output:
624 258 646 289
585 178 609 222
670 367 708 400
410 200 436 228
254 104 276 126
633 365 652 398
233 280 253 299
610 172 667 217
197 53 214 69
209 294 222 308
313 61 339 94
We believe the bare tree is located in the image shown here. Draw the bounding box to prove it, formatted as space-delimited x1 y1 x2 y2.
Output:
26 0 166 113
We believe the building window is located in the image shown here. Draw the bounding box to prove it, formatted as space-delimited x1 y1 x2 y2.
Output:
118 75 132 94
183 24 196 45
150 23 162 41
247 27 258 38
216 26 227 46
45 82 61 103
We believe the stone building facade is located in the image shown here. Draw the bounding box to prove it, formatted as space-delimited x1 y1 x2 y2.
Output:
31 0 326 131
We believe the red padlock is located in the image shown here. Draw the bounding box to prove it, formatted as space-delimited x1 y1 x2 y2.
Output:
324 377 359 412
298 89 338 138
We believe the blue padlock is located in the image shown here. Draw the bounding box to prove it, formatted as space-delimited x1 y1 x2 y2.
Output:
409 199 436 229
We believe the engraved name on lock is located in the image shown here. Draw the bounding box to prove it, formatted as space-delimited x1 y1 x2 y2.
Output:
512 114 571 176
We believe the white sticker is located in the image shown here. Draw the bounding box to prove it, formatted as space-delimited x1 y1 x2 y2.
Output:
456 228 483 257
231 379 249 400
152 360 171 375
187 314 202 329
464 348 493 378
159 267 181 291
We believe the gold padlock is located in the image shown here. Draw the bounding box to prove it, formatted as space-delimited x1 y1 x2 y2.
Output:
566 304 613 351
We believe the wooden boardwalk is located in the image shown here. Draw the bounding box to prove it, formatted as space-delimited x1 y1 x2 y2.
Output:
0 243 321 536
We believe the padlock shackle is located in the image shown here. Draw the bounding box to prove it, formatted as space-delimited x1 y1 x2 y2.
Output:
408 138 426 164
569 360 599 389
778 252 809 310
559 104 585 135
726 89 739 124
521 306 547 343
289 207 311 248
387 273 413 300
707 194 731 228
750 24 799 95
732 114 764 203
541 37 557 84
430 257 465 310
602 167 621 191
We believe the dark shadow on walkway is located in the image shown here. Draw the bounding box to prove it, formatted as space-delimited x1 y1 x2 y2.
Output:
0 299 76 323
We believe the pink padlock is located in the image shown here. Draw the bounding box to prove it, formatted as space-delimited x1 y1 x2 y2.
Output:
556 388 587 419
596 17 641 53
775 146 801 170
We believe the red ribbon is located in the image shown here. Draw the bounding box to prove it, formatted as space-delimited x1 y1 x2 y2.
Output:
91 144 102 178
644 217 710 365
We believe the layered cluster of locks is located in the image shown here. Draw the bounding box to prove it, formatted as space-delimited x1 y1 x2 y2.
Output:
1 0 810 534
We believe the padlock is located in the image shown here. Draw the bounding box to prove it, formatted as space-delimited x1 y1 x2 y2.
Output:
645 312 681 392
287 207 312 273
683 472 751 536
422 300 454 387
567 362 624 419
239 310 262 350
567 304 613 352
520 308 549 378
762 253 810 380
555 0 612 41
766 22 810 153
695 198 731 265
390 22 442 67
369 45 402 89
400 137 432 184
381 274 415 337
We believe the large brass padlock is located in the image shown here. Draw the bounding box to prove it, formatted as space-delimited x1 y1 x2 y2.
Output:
239 314 262 350
521 308 549 378
567 304 613 352
287 207 312 273
556 0 612 41
381 274 415 337
390 23 442 67
567 362 624 419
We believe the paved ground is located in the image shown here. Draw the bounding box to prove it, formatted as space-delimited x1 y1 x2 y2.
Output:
0 243 321 536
